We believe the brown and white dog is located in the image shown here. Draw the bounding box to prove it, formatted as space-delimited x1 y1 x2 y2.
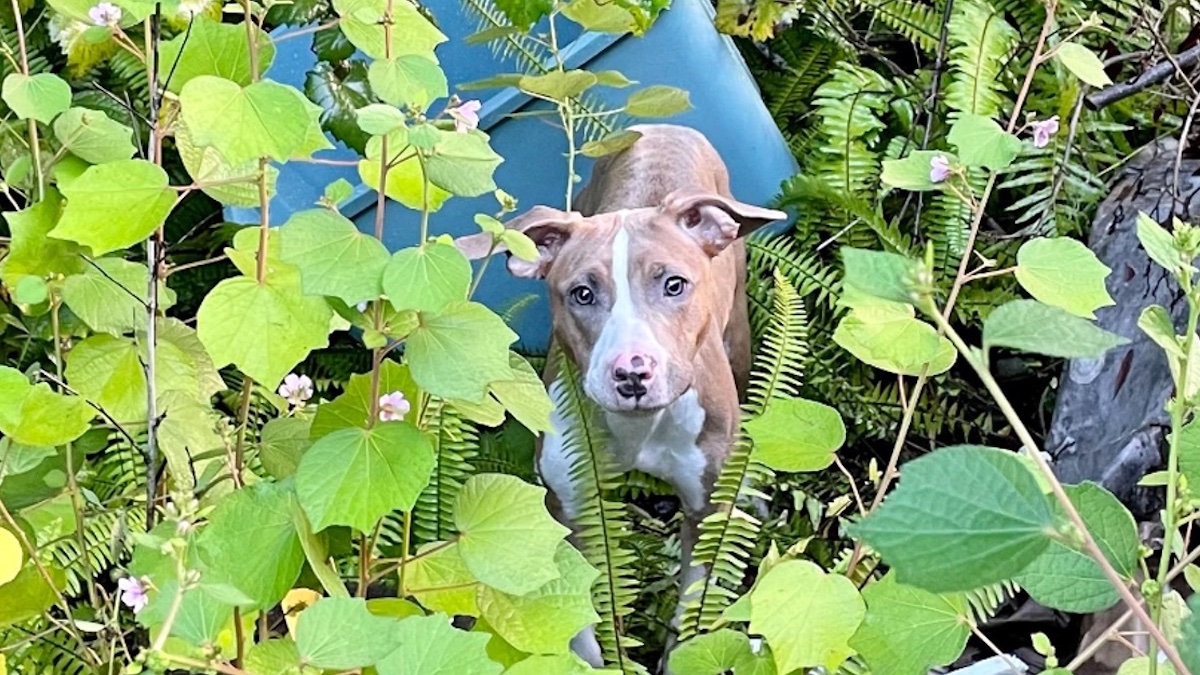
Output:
457 124 786 668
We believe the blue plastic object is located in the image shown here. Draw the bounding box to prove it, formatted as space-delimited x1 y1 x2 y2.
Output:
227 0 798 353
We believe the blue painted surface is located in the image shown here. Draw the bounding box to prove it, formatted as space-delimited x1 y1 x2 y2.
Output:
228 0 798 353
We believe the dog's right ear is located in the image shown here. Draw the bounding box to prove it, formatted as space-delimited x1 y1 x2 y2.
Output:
453 206 582 279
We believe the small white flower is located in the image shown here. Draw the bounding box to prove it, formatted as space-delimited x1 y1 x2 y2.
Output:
357 301 370 313
378 391 411 422
118 576 148 613
447 100 482 134
88 2 122 27
929 154 952 183
277 373 314 407
1031 116 1060 149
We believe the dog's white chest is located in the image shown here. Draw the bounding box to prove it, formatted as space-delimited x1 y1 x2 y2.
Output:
540 384 710 519
605 389 708 514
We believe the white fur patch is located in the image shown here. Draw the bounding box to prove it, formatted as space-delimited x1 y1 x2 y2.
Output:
605 389 708 514
584 222 665 400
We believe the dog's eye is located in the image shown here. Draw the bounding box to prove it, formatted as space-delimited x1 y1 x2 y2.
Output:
664 276 688 297
570 285 595 305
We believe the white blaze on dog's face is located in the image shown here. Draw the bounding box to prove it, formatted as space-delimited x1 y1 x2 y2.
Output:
480 190 785 413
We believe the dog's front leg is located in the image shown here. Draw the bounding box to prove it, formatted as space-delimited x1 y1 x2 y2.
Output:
657 506 711 675
537 422 607 668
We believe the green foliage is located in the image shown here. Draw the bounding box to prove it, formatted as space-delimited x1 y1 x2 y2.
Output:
4 0 1197 673
296 423 435 532
852 445 1056 592
1014 482 1139 613
982 299 1128 358
749 560 864 673
849 574 970 675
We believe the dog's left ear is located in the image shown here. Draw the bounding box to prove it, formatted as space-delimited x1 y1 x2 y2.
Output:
663 188 788 256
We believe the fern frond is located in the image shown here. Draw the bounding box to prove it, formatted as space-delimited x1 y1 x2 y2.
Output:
474 420 538 482
460 0 617 141
44 506 144 597
681 272 810 637
548 346 645 674
777 174 912 253
809 64 893 195
745 234 838 339
747 269 809 411
852 0 942 52
758 27 845 124
944 0 1018 117
3 625 96 675
998 149 1105 237
89 433 146 502
961 580 1019 625
413 398 478 544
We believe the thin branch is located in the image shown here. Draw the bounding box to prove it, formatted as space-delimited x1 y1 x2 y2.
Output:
1085 44 1200 110
166 254 230 277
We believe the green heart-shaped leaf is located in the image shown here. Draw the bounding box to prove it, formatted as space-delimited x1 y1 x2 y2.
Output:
382 241 472 313
180 76 315 164
1015 237 1115 319
749 560 864 674
53 108 136 164
369 55 448 109
2 73 71 123
295 422 435 532
196 275 332 389
49 160 176 256
159 16 275 93
849 573 969 675
279 208 390 305
454 474 570 595
850 445 1056 592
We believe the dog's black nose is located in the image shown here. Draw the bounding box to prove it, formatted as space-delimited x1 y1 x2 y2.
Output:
614 370 648 399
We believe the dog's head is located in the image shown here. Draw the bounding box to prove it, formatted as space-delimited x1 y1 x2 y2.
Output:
459 189 786 413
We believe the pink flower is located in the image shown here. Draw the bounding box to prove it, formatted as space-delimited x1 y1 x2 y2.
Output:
277 373 314 408
448 100 482 134
118 576 148 613
378 391 411 422
88 2 122 26
929 154 952 183
1031 116 1060 149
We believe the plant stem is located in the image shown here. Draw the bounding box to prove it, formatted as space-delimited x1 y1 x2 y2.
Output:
358 533 371 598
51 298 100 611
930 310 1193 675
293 505 351 598
8 0 43 201
159 652 253 675
467 241 498 299
232 377 254 488
150 568 186 652
418 154 431 245
1148 276 1198 674
562 104 577 211
1067 544 1200 670
143 2 166 532
398 510 413 596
